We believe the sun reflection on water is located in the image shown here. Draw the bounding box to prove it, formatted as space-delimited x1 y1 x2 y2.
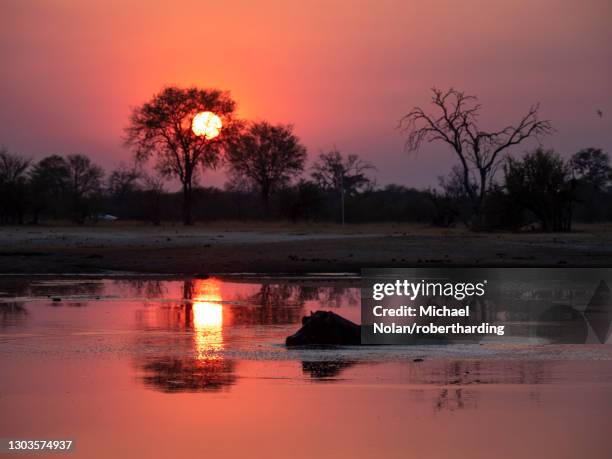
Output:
191 279 224 359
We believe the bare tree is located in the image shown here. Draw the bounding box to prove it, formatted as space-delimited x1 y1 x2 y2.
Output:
0 148 30 184
311 149 374 193
400 88 553 225
107 163 142 199
226 121 307 215
124 86 240 225
311 148 375 224
0 148 30 224
66 154 104 223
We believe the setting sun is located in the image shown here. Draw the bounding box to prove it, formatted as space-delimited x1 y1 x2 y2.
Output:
192 111 222 139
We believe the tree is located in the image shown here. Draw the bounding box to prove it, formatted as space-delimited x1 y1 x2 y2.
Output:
29 155 70 222
430 165 475 227
311 149 374 194
106 163 144 220
0 148 30 224
311 148 374 224
0 148 30 184
504 148 575 232
226 121 307 215
278 180 325 222
570 148 611 191
142 173 166 226
400 88 553 227
125 86 239 225
569 148 612 222
66 154 104 223
107 163 142 200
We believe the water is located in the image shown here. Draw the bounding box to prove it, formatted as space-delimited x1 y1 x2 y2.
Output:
1 277 611 458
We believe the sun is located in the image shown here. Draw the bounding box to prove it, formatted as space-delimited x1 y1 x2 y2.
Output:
192 111 223 139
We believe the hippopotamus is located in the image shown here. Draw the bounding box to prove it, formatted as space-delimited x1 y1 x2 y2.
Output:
285 310 361 346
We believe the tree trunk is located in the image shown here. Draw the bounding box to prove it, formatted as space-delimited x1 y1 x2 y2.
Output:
73 194 85 225
261 188 270 218
152 195 161 226
470 169 488 230
182 182 193 225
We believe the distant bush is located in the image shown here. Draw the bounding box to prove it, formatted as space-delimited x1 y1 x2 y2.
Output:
504 148 575 232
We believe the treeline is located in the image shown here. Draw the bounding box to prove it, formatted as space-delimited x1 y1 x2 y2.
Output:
3 86 610 231
0 146 610 230
435 147 612 231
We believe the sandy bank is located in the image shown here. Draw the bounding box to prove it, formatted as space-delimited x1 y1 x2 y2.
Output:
0 222 611 274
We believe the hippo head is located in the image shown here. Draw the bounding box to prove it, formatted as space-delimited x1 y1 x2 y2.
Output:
286 310 361 346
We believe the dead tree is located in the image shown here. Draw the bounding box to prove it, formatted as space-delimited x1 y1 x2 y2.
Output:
400 88 553 227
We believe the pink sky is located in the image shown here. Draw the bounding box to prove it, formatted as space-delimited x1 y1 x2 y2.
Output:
1 0 610 189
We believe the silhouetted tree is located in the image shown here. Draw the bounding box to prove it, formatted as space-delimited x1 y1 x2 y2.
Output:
401 88 553 227
107 163 142 199
569 148 612 221
504 148 575 232
429 166 473 227
66 154 104 223
311 149 374 193
0 148 30 224
142 173 165 225
29 154 70 222
278 180 326 221
311 148 374 223
348 184 434 223
107 163 143 219
125 86 239 225
226 121 306 215
570 148 611 191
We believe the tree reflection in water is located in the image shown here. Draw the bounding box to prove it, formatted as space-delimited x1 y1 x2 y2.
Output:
135 278 354 392
0 301 28 329
138 278 236 393
230 283 306 326
141 358 236 393
132 278 554 409
301 360 357 380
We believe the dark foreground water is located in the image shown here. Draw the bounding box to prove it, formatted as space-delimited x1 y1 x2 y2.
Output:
1 277 611 459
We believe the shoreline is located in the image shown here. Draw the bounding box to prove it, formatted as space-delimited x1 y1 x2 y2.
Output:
1 222 612 274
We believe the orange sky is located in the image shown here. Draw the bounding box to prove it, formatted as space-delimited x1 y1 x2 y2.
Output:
1 0 610 188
